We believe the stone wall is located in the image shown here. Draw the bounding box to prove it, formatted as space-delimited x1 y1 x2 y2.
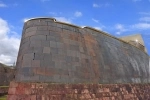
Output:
0 64 15 86
7 81 150 100
15 18 150 83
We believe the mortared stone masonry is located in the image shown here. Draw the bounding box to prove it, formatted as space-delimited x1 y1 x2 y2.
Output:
8 81 150 100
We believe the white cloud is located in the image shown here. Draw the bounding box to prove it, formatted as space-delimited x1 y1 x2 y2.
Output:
0 18 20 65
74 11 82 17
48 12 62 16
48 12 57 16
0 3 7 7
133 0 141 2
93 3 112 8
92 18 99 23
12 3 19 7
115 24 127 35
139 17 150 22
22 18 29 22
139 12 150 15
104 3 112 7
41 0 50 2
93 27 102 30
55 17 72 23
93 3 100 8
115 24 125 30
132 23 150 29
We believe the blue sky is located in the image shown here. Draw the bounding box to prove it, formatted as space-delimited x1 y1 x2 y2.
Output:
0 0 150 65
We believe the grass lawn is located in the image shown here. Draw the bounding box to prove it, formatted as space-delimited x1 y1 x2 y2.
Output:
0 86 9 88
0 86 9 100
0 95 7 100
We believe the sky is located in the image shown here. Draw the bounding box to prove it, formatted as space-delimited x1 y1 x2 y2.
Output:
0 0 150 65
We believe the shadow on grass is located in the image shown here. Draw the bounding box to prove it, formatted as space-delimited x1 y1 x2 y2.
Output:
0 95 7 100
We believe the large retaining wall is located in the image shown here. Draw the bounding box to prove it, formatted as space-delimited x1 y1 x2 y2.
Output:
15 18 150 83
7 81 150 100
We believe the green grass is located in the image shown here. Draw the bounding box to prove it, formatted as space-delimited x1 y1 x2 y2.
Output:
0 86 9 88
0 86 9 100
0 95 7 100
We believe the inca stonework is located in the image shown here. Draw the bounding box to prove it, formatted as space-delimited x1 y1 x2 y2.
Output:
7 18 150 100
15 18 150 83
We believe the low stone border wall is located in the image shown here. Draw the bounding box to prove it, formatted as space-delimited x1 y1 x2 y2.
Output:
7 81 150 100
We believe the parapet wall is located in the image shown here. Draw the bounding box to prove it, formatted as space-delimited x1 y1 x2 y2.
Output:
15 18 150 83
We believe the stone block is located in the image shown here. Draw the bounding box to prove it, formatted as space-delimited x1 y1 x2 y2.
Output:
25 47 34 53
56 42 64 48
55 37 62 42
25 26 37 33
41 41 50 47
33 20 47 26
21 37 30 44
8 88 16 94
50 31 61 37
50 41 57 48
30 41 42 47
69 44 79 51
20 41 30 49
33 47 43 53
9 81 18 88
34 53 44 60
43 54 52 60
22 57 32 68
47 36 56 41
32 60 40 67
56 23 63 28
31 95 36 100
30 35 46 41
30 75 40 81
24 31 36 38
50 47 58 54
48 26 56 31
26 20 34 26
39 75 45 82
7 95 17 100
58 49 65 55
53 75 61 82
37 26 48 30
65 56 72 62
22 67 31 74
55 27 62 33
48 21 56 26
41 60 55 67
43 47 50 54
63 24 74 31
36 30 49 35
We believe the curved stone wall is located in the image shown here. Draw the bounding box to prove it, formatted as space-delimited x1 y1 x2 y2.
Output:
15 18 150 83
